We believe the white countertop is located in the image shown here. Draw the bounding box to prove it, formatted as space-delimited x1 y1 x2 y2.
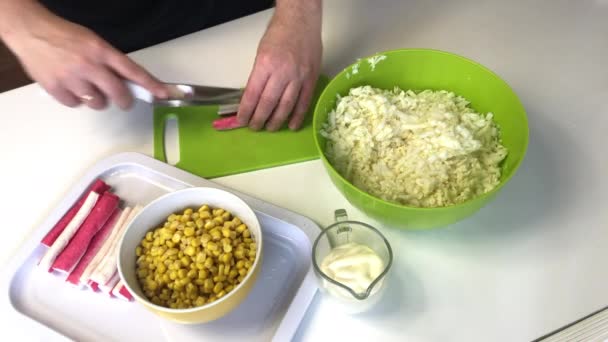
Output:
1 0 607 341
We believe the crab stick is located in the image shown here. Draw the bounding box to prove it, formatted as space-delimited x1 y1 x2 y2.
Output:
212 115 245 131
65 208 122 286
41 179 109 247
53 192 120 273
78 207 132 285
38 191 100 271
90 205 142 286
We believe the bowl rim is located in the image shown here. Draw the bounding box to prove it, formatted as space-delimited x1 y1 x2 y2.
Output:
312 47 530 212
117 186 263 313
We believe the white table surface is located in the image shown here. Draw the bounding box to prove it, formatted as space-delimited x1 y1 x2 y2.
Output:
1 0 607 341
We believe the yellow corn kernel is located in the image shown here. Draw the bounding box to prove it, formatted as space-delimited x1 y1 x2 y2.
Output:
168 214 178 222
225 285 235 293
145 232 153 241
185 221 195 228
217 290 227 298
180 214 191 223
234 249 245 260
204 257 214 269
238 275 245 283
222 252 233 263
187 269 198 279
198 269 209 279
224 264 231 276
221 227 231 238
213 282 223 294
201 233 211 245
212 208 225 217
223 221 235 230
213 217 224 225
199 211 211 219
221 212 231 221
184 208 193 215
177 268 188 279
184 226 195 237
184 245 196 256
146 279 158 291
242 229 251 238
228 269 238 280
207 241 218 251
180 256 191 267
191 238 201 247
166 240 175 248
198 204 210 212
195 218 205 229
236 224 247 234
172 233 182 243
223 244 233 253
232 217 242 226
203 279 214 293
195 297 206 306
204 220 216 230
210 229 222 241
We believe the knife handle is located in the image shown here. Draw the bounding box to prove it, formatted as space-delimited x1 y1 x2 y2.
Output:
125 81 154 103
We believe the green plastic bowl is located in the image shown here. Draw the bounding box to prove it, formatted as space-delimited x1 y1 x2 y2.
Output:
313 49 529 229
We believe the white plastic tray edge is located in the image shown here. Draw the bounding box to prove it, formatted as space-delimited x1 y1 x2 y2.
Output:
1 152 321 342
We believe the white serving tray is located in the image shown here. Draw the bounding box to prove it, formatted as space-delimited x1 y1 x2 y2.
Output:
1 152 321 342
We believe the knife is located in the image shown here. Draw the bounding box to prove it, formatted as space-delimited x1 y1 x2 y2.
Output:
126 81 243 108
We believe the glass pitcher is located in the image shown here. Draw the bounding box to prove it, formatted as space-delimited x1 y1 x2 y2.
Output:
312 209 393 313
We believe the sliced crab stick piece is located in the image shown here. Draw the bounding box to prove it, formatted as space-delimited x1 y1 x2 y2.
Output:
111 280 133 302
79 207 132 285
118 285 134 301
88 280 100 292
212 115 245 131
41 179 109 247
38 191 100 271
98 272 120 294
90 206 142 285
65 208 122 286
53 192 120 273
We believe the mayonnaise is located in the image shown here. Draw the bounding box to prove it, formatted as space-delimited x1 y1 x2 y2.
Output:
320 242 384 296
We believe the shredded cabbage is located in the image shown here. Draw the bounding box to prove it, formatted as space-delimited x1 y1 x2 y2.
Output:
321 86 508 208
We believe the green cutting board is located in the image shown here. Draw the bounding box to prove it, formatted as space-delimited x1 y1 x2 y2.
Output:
153 76 328 178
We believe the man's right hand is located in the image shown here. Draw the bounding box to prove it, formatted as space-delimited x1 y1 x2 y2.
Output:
0 0 168 110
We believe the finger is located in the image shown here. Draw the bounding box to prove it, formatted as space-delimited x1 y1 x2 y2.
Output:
237 67 271 126
288 77 317 130
65 78 107 110
105 49 169 99
45 83 81 108
88 66 134 110
249 76 288 131
265 81 301 131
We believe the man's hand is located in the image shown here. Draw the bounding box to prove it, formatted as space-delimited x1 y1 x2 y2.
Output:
237 0 322 131
0 0 168 110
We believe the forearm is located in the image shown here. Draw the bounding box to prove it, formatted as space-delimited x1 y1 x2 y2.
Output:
273 0 322 32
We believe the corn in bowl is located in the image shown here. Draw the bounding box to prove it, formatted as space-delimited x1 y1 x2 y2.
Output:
135 204 258 309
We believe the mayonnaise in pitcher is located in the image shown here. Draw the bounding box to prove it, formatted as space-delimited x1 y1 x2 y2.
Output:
320 242 384 299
